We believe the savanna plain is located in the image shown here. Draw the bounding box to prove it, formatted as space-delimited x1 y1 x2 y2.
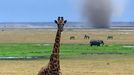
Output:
0 28 134 75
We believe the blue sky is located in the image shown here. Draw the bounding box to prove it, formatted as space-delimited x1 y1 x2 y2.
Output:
0 0 133 22
112 0 134 22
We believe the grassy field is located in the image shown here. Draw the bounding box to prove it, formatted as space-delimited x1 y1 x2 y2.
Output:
0 28 134 75
0 43 134 58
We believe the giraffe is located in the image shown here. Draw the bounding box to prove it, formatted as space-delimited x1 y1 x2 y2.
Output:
38 17 67 75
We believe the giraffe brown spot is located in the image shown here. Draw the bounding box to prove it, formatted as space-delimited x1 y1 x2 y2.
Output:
53 48 59 53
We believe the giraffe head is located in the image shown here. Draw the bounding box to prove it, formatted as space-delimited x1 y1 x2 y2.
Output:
55 17 67 32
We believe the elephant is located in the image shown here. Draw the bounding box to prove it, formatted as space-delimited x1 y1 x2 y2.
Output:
89 40 104 46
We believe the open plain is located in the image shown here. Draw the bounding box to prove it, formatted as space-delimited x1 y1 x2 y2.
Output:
0 56 134 75
0 28 134 75
0 28 134 44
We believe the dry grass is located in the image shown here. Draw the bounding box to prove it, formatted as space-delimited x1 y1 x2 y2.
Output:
0 56 134 75
0 28 133 44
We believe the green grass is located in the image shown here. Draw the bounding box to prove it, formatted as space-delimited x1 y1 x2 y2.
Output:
0 43 134 58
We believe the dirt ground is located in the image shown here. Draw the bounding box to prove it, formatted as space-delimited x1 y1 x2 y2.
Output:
0 28 134 44
0 55 134 75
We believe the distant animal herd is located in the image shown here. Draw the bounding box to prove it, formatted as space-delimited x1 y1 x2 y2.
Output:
0 28 114 47
70 34 114 46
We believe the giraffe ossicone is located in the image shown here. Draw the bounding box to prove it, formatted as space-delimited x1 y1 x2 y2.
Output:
38 17 67 75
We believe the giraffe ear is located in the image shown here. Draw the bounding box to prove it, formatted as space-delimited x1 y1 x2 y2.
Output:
55 20 57 24
64 20 67 24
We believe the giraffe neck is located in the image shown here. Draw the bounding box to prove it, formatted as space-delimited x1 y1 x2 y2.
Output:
52 29 61 54
48 29 61 72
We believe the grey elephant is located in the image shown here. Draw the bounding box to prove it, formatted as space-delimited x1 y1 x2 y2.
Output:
89 40 104 46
